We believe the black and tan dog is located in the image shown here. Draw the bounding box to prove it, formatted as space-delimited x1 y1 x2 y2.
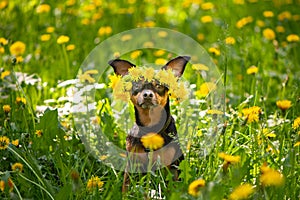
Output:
109 56 190 192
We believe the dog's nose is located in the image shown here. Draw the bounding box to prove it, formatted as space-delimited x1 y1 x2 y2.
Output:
142 90 154 99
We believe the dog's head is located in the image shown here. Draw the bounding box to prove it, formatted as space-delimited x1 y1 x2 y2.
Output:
109 56 190 110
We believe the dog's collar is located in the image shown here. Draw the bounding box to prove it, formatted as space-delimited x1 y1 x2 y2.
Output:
137 115 173 136
158 115 172 135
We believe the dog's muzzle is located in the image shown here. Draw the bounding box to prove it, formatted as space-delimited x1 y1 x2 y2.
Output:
138 89 157 108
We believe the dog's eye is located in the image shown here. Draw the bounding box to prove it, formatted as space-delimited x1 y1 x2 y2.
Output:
155 84 164 90
132 82 142 92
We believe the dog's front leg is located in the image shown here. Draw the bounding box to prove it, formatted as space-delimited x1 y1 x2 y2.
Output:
122 146 148 192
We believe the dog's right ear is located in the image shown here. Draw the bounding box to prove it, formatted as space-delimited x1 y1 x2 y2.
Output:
108 59 136 76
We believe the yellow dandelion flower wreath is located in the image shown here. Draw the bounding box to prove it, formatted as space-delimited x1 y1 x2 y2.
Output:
110 66 189 102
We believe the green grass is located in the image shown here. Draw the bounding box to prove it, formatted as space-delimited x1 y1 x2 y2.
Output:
1 0 300 199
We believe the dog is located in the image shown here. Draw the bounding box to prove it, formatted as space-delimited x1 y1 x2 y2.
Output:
109 56 190 192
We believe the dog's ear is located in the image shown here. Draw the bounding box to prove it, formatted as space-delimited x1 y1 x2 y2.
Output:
162 56 190 77
108 59 136 76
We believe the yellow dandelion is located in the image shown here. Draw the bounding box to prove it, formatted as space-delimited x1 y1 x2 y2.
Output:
256 20 265 28
1 70 10 79
155 58 167 65
188 179 205 197
112 79 129 101
287 34 300 42
120 34 132 41
83 4 96 12
170 82 189 101
197 33 205 41
12 163 23 172
278 11 292 21
218 152 240 164
9 41 26 56
201 2 214 10
3 105 11 113
113 88 130 102
98 26 112 36
46 26 55 33
0 46 4 54
233 0 245 4
57 35 70 44
16 97 26 105
40 34 51 42
260 164 284 187
15 56 23 63
0 136 10 150
0 37 8 45
155 69 176 86
11 139 19 147
130 50 142 59
276 100 292 111
119 153 126 158
154 49 166 57
85 69 98 75
293 14 300 21
195 82 217 97
225 37 236 45
139 21 156 28
141 133 164 150
208 47 220 56
292 117 300 129
128 67 143 81
236 16 253 29
143 41 154 48
92 116 101 125
0 0 8 10
35 130 43 137
0 178 14 192
144 67 155 82
263 11 274 18
0 180 4 192
108 74 121 89
275 26 285 33
157 31 168 38
99 155 108 161
124 82 132 91
246 65 258 75
241 106 262 123
201 15 213 23
294 141 300 147
79 74 95 83
79 70 98 83
86 175 104 191
192 63 209 71
229 183 254 200
92 12 102 21
207 109 223 115
66 0 76 6
66 44 75 51
263 128 276 138
157 6 168 14
36 4 51 13
263 28 276 40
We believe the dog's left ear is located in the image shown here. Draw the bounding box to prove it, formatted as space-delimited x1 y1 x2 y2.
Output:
108 59 136 76
162 56 190 77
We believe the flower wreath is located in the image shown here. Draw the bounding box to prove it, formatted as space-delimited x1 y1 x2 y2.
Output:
109 66 189 102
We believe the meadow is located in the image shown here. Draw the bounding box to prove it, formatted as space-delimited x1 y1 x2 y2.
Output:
1 0 300 199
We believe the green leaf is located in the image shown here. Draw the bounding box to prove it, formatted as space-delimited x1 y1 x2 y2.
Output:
34 109 64 152
178 160 192 184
